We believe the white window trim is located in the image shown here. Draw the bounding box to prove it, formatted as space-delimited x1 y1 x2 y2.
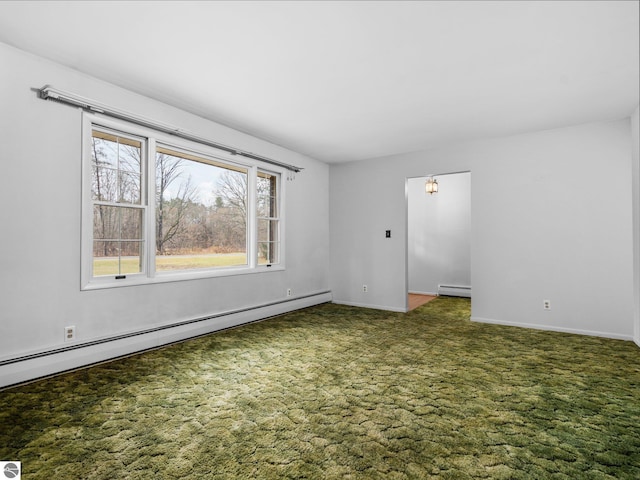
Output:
256 169 282 266
81 113 285 290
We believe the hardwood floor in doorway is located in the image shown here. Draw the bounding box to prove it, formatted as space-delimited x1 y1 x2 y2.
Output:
408 294 437 311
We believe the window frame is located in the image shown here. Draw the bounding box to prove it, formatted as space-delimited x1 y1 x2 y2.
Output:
256 169 282 266
89 126 147 279
152 143 251 275
81 113 285 290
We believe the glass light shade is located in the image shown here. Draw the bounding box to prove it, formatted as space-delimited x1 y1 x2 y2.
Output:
425 177 438 194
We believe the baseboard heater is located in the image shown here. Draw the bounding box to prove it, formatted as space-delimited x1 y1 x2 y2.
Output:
0 291 332 389
437 284 472 297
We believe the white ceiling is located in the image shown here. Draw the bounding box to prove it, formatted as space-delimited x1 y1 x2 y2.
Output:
0 1 638 163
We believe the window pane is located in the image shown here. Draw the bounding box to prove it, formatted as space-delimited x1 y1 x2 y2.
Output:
93 240 119 258
93 205 119 240
93 242 120 276
92 205 144 277
257 193 278 219
120 207 143 240
119 171 141 204
93 206 142 240
119 143 142 173
258 219 279 265
257 171 280 265
92 166 118 202
119 242 144 274
91 130 142 205
257 172 278 218
155 147 248 271
92 136 118 169
258 219 279 243
92 241 143 276
258 242 280 265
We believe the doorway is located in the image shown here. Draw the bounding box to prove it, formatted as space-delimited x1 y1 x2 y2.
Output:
406 171 471 310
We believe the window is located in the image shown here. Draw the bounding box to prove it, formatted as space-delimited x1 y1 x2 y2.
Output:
91 129 146 277
257 171 280 265
82 115 283 289
155 146 249 271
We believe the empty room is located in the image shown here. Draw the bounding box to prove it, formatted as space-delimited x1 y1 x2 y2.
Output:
0 1 639 479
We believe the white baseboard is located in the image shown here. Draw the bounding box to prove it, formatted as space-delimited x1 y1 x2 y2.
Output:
408 290 438 296
0 291 332 389
471 316 634 342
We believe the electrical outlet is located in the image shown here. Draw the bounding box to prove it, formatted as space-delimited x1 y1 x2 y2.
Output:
64 325 76 342
287 288 292 297
543 300 551 311
363 285 368 293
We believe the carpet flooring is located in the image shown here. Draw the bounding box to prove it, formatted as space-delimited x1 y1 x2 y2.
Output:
1 297 639 479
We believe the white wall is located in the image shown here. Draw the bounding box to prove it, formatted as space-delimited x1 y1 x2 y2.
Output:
632 105 640 347
408 173 471 295
331 119 634 339
0 43 330 387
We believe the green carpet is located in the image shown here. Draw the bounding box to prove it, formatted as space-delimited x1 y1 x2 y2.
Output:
1 297 639 479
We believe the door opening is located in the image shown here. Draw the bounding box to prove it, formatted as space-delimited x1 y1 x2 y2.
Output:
406 171 471 311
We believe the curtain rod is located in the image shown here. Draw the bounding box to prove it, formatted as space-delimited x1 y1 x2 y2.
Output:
36 85 303 173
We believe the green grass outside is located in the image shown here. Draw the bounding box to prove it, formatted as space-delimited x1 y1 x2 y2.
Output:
93 253 248 276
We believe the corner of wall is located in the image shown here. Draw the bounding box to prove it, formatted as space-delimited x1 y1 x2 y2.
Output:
632 105 640 347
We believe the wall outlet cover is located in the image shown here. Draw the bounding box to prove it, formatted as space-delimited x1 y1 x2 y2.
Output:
64 326 76 342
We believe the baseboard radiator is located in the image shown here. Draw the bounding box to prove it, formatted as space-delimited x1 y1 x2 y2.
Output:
437 284 472 297
0 291 332 390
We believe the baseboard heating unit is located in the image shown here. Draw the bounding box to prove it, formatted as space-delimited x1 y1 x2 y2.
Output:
0 290 332 390
437 285 472 297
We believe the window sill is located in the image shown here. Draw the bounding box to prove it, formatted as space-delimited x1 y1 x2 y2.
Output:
81 264 285 291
